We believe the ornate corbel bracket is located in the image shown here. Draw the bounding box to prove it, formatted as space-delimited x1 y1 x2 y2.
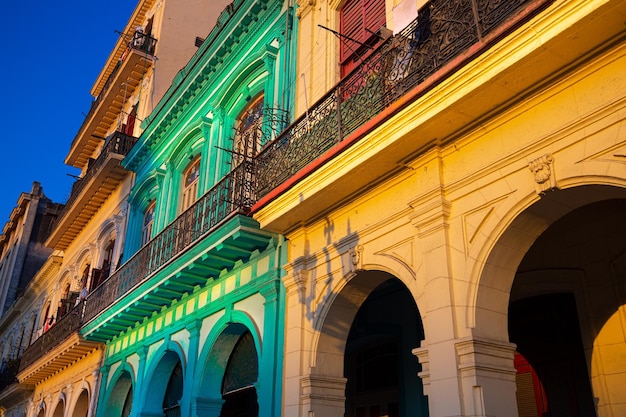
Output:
529 153 558 195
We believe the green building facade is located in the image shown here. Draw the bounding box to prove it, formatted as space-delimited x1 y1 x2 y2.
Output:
81 1 297 416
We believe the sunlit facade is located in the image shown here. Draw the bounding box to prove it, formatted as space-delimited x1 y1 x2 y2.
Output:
82 1 297 416
1 0 625 416
3 1 233 417
253 0 626 415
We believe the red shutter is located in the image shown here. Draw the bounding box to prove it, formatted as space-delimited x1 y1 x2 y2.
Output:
340 0 386 76
340 0 363 63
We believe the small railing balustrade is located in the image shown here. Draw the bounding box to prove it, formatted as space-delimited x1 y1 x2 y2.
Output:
55 131 138 228
82 160 256 323
19 302 85 372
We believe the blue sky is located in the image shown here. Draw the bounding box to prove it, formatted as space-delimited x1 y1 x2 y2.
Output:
0 1 136 226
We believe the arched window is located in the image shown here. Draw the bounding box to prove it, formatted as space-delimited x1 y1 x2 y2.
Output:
232 94 265 169
181 157 201 212
142 201 156 246
102 240 115 279
340 0 386 76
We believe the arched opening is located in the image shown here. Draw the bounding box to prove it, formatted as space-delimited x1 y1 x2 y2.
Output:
220 329 259 417
101 239 116 280
181 156 201 212
232 93 265 169
163 360 183 416
142 351 184 417
344 277 427 417
107 370 133 417
71 389 90 417
314 270 427 417
505 196 626 416
52 400 64 417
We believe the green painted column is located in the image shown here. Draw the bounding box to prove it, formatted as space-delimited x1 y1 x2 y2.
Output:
182 318 201 417
258 274 284 417
94 365 110 417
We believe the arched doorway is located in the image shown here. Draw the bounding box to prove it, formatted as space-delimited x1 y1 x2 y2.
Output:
142 351 184 417
315 270 428 417
52 399 64 417
198 323 260 417
163 360 183 416
344 277 428 417
220 329 259 417
507 197 626 416
106 370 133 417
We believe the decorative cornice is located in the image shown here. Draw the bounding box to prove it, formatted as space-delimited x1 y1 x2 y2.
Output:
128 0 286 172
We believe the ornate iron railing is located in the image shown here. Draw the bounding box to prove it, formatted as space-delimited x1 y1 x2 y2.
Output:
55 132 138 228
82 160 256 323
231 107 291 168
255 0 550 197
19 302 85 372
69 32 157 151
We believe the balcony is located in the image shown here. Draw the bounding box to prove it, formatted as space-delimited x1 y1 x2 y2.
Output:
66 31 157 169
47 132 138 251
17 302 101 385
82 161 277 341
253 0 565 232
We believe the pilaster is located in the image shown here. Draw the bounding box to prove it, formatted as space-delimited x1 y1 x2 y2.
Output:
300 375 347 417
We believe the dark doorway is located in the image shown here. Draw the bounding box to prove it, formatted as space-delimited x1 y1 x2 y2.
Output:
509 294 596 417
220 330 259 417
344 278 428 417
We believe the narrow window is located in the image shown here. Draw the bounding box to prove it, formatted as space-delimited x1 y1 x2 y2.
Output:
232 94 264 169
142 201 156 246
181 157 201 212
102 240 115 279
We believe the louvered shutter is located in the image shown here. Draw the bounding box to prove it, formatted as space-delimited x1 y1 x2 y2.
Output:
340 0 386 76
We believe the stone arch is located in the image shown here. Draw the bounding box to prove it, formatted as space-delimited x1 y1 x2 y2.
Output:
196 313 262 396
140 344 186 416
168 127 205 173
309 269 426 417
313 270 411 372
69 386 90 417
104 368 134 417
471 183 626 342
217 57 268 118
50 392 66 417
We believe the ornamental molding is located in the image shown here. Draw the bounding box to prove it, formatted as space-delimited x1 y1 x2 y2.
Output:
528 153 557 194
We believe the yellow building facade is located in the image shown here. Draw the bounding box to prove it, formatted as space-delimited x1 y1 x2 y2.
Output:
253 0 626 415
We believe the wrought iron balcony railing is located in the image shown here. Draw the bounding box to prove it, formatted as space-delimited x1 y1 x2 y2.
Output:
55 132 138 228
82 160 256 323
255 0 551 197
69 31 157 152
19 302 84 372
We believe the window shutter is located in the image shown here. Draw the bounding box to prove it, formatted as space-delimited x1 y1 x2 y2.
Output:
340 0 364 63
340 0 386 76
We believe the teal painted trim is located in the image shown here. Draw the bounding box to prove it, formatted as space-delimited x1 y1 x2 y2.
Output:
124 0 291 173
